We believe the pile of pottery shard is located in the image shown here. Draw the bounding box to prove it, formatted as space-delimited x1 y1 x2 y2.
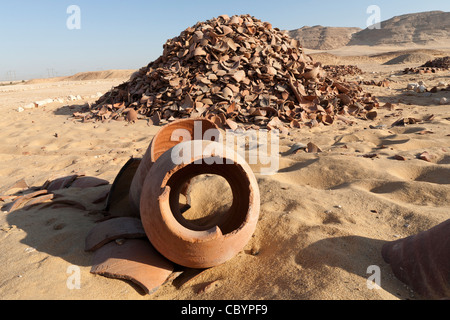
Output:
403 56 450 74
87 14 380 129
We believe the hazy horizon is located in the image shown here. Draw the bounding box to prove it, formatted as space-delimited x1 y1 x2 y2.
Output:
1 0 449 81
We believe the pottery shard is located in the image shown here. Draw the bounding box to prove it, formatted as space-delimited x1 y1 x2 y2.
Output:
23 194 55 210
7 190 49 212
367 111 378 120
392 155 406 161
2 179 29 195
43 199 86 211
232 70 246 83
85 217 147 252
306 142 322 153
194 47 207 56
105 158 142 216
89 14 379 130
126 109 138 123
382 219 450 299
419 152 435 162
226 118 238 131
45 175 79 192
70 177 109 189
90 239 174 295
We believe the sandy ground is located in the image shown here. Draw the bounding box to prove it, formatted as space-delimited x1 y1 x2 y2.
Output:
0 49 449 300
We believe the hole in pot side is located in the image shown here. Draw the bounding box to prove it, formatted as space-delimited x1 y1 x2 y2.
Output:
166 162 251 234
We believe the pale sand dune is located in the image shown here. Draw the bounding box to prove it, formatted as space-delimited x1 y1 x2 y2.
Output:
24 70 136 85
0 57 449 300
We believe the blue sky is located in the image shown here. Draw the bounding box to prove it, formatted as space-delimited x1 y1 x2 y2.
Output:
1 0 449 80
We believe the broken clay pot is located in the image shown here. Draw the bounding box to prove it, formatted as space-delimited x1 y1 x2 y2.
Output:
140 140 260 269
128 118 220 216
382 219 450 299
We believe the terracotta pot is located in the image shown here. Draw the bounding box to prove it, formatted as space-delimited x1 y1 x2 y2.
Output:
140 140 260 268
382 219 450 299
128 118 219 216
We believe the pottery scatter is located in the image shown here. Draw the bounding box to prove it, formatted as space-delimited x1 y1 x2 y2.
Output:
0 175 109 213
84 14 380 131
403 56 450 74
323 65 363 78
85 118 260 294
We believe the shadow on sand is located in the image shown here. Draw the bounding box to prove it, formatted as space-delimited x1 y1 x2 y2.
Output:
295 235 417 299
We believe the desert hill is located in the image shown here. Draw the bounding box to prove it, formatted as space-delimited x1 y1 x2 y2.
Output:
349 11 450 46
289 11 450 50
288 26 361 50
25 70 135 84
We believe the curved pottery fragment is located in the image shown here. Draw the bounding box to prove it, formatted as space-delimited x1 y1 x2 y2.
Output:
85 217 147 252
6 190 50 212
105 157 142 217
382 219 450 299
140 140 260 269
90 239 174 295
87 117 260 293
70 176 109 189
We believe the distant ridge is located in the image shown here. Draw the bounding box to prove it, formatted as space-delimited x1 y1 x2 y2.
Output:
349 11 450 46
25 70 135 84
288 26 361 50
288 11 450 50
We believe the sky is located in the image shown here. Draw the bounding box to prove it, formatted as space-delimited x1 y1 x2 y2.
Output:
1 0 449 80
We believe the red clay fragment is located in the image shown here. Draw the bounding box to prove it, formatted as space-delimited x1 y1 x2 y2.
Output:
392 155 406 161
306 142 322 153
417 130 434 135
362 153 378 159
126 109 138 123
90 239 174 294
46 175 79 192
105 158 141 217
85 217 146 252
7 190 49 212
382 219 450 299
92 189 110 204
70 177 109 189
41 199 87 211
0 195 17 202
23 194 55 210
2 179 29 195
419 152 435 162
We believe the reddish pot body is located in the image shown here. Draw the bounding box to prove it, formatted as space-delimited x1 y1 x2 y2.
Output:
140 140 260 268
128 118 219 216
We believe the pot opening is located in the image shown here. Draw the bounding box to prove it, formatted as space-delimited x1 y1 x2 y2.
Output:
166 162 251 234
179 174 233 229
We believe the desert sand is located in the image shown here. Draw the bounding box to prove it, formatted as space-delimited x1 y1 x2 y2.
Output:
0 48 449 300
